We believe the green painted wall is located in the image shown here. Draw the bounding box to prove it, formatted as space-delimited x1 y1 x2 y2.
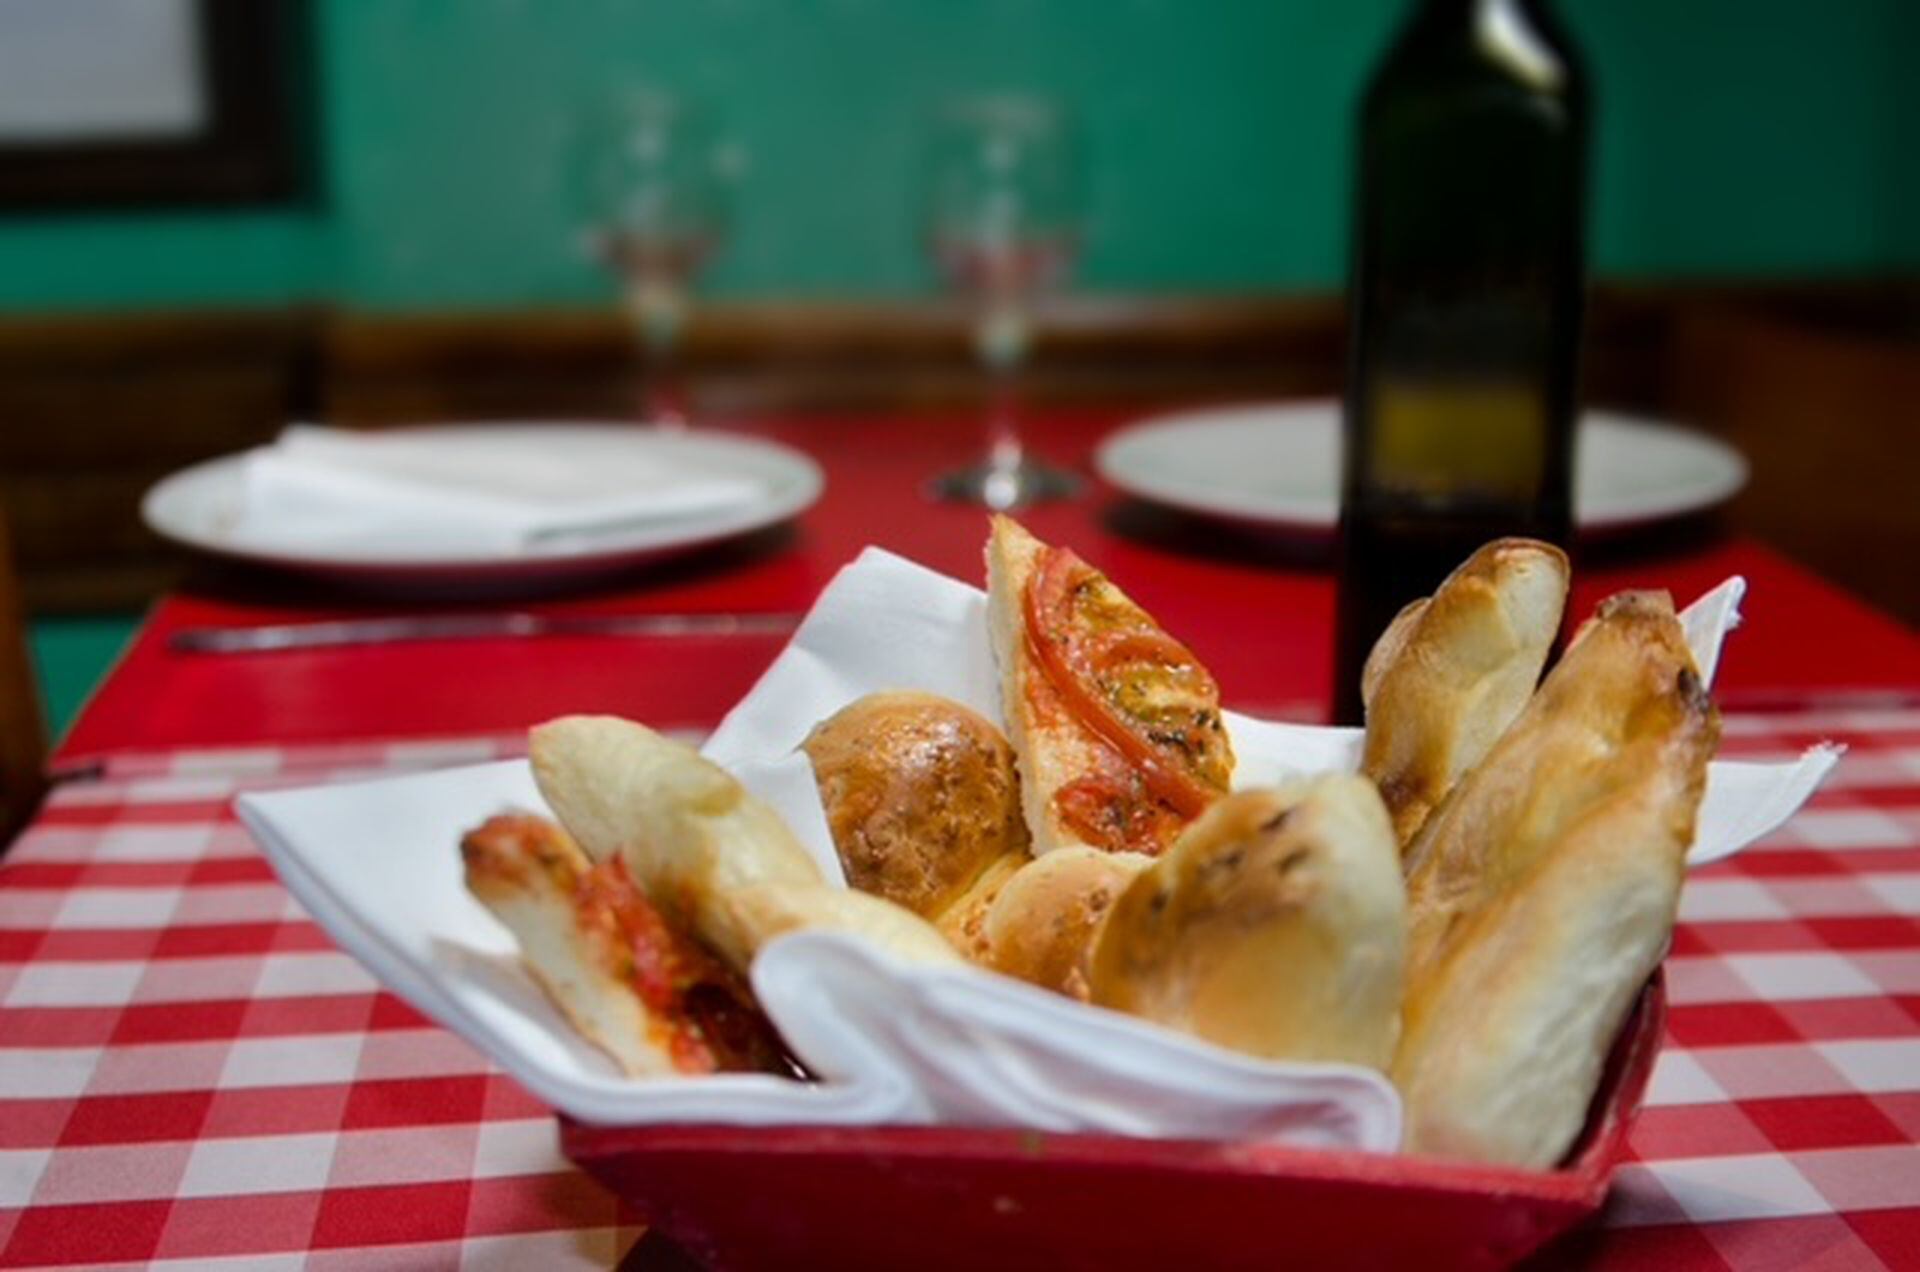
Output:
1896 0 1920 264
0 0 1910 312
28 616 137 740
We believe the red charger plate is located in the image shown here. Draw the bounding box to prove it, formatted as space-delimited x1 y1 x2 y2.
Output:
563 974 1666 1271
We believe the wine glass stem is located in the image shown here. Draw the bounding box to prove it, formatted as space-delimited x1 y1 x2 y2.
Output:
630 279 690 430
988 372 1024 473
978 301 1030 472
642 354 687 431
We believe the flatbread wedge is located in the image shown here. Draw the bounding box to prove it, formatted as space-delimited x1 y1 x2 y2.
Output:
985 516 1233 857
461 812 789 1076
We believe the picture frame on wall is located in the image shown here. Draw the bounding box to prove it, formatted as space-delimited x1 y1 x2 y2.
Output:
0 0 309 210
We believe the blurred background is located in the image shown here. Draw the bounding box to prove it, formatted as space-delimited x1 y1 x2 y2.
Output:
1 0 1914 729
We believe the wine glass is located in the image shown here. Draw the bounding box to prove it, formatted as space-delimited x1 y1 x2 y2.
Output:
576 89 728 429
922 94 1085 509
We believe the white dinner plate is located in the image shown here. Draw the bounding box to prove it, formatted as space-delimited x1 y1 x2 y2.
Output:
143 423 824 590
1095 401 1747 536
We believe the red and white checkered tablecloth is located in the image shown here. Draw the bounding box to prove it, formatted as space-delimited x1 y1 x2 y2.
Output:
3 699 1918 1270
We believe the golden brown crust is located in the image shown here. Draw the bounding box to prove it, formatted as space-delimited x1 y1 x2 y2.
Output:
463 810 591 898
935 851 1027 964
797 689 1166 998
1361 538 1570 850
497 525 1724 1147
803 691 1030 920
978 848 1152 1000
1392 589 1719 1167
1401 590 1713 962
1087 780 1407 1069
1359 598 1428 711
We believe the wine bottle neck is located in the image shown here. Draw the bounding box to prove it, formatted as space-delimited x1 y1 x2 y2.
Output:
1413 0 1556 21
1398 0 1577 93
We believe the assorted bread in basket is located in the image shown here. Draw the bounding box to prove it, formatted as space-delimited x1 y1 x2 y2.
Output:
460 516 1725 1171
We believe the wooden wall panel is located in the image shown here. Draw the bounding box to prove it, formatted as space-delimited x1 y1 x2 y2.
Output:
315 296 1352 423
0 310 309 609
0 283 1910 621
0 506 45 844
1669 303 1920 627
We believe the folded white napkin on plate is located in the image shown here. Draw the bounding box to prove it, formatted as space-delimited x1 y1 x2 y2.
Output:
232 425 768 554
238 546 1837 1141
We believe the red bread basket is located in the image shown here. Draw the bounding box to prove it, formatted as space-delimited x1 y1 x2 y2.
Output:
563 974 1666 1271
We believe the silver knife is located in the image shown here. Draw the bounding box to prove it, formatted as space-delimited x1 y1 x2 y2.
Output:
169 611 803 654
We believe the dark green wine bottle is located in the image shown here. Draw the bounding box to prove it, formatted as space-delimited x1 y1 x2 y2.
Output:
1333 0 1589 726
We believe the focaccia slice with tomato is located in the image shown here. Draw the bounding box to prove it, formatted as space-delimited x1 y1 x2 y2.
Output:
461 812 791 1078
986 516 1233 856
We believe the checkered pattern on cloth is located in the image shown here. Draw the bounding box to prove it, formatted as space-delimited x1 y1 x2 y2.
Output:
2 702 1917 1269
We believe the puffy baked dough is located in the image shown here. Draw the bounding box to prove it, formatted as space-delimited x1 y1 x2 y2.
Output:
1361 538 1569 849
1392 590 1718 1168
979 847 1152 999
723 882 977 968
932 853 1027 964
531 716 960 971
800 692 1155 998
802 691 1030 920
1087 779 1407 1069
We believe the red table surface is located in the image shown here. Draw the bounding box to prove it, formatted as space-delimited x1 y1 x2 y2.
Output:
55 410 1920 768
12 409 1920 1269
6 695 1919 1269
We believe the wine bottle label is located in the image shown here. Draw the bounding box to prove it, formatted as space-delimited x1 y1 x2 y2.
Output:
1367 380 1547 503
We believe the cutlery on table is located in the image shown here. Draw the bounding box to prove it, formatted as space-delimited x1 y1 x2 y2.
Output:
168 612 802 654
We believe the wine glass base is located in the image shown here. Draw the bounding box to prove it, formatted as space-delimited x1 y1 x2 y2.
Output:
926 458 1083 511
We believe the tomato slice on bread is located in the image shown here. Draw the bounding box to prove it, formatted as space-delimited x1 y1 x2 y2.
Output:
462 813 792 1077
989 517 1234 856
1025 545 1231 818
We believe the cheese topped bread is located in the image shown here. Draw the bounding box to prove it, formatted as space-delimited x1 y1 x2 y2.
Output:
986 516 1233 856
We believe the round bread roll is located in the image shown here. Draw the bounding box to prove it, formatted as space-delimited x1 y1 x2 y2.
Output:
802 692 1030 922
980 847 1152 1000
933 853 1027 963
